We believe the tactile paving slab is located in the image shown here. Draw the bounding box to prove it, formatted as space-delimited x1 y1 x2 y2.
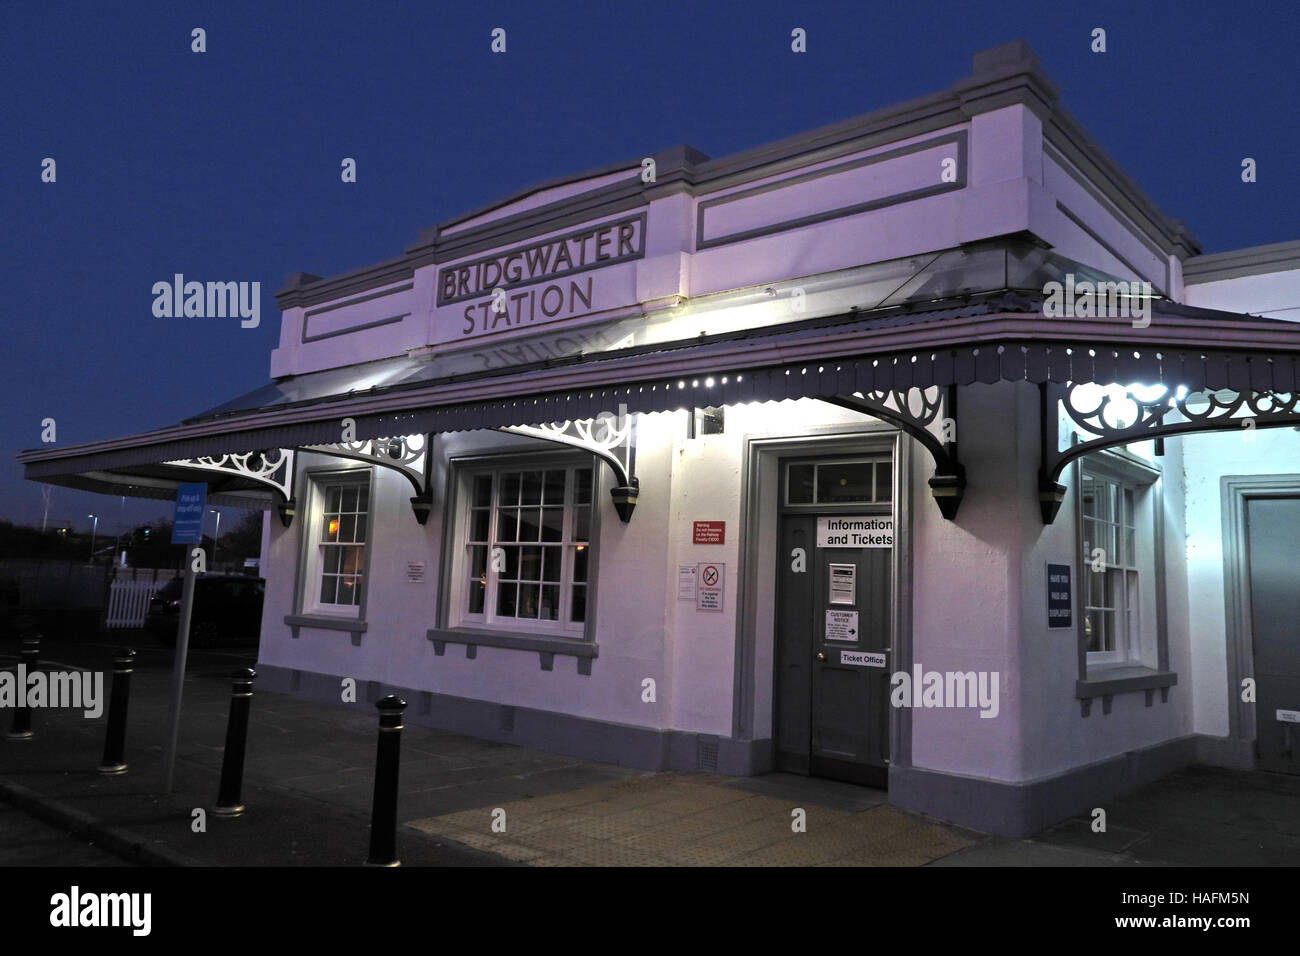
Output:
406 771 975 867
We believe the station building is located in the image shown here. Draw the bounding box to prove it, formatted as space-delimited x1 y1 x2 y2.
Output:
21 41 1300 836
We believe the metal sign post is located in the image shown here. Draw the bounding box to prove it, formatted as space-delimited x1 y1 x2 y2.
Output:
162 483 206 793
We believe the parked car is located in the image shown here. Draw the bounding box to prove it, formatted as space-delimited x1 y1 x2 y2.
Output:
145 574 265 647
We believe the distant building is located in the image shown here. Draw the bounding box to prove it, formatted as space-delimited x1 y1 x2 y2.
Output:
20 42 1300 836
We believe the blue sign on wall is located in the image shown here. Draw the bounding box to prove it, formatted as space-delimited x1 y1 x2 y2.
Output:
172 483 207 544
1047 562 1073 629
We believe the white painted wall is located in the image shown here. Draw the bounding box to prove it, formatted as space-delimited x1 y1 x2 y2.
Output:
1179 428 1300 738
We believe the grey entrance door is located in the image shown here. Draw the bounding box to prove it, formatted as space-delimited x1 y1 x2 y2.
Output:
775 513 891 787
1247 496 1300 774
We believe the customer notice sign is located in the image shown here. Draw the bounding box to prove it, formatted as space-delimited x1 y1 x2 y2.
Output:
817 516 893 548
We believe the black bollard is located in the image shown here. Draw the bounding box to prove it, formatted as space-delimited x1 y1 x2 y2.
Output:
97 648 135 774
212 668 256 817
365 694 407 867
6 635 41 740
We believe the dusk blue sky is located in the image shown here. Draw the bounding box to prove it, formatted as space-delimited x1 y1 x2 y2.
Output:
3 1 1298 536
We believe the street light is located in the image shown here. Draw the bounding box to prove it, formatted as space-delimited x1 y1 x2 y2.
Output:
87 514 99 563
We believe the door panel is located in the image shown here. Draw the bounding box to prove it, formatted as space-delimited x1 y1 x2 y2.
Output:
811 542 891 787
775 512 891 787
1247 496 1300 774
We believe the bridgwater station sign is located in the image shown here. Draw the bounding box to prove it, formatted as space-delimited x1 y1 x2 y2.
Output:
436 214 646 342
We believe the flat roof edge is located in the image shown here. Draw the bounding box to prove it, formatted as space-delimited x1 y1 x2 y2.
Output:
1183 238 1300 284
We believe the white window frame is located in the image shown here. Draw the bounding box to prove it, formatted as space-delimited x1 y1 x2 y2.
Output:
447 456 595 639
301 469 371 620
1076 452 1158 669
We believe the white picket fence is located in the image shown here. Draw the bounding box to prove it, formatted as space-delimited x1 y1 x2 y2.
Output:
105 578 159 629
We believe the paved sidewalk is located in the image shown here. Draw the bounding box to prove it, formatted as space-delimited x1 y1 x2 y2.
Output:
2 635 1298 867
0 636 981 867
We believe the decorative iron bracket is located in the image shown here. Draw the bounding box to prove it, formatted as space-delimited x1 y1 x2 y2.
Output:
298 434 432 524
500 407 638 522
1039 382 1300 522
826 385 966 519
163 449 296 521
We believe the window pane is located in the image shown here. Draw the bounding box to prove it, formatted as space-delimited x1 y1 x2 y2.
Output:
543 470 566 504
518 583 539 619
501 472 520 506
327 486 341 512
1103 524 1118 567
497 509 517 542
540 585 559 621
574 468 592 505
1085 609 1105 652
342 546 363 574
469 545 486 577
541 507 563 542
472 474 492 508
319 575 337 605
571 584 586 622
817 462 873 503
339 514 356 543
787 464 815 504
1087 568 1109 609
519 509 540 542
496 582 517 616
357 485 369 513
324 547 340 573
541 547 561 582
522 471 543 506
520 546 542 581
874 462 893 502
341 486 357 513
470 509 490 542
467 576 485 614
323 515 339 542
502 546 519 579
355 514 368 543
574 505 590 542
573 545 588 582
338 577 358 606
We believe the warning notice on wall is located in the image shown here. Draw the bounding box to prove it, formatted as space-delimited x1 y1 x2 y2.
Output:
825 609 859 642
693 521 726 545
696 562 724 612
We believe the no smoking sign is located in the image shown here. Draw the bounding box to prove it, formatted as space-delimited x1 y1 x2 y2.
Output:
696 562 724 612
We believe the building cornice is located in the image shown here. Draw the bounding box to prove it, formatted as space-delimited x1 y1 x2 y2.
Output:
1183 238 1300 284
275 40 1203 310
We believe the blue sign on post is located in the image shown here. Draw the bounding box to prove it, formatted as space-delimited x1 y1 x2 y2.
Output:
172 483 207 544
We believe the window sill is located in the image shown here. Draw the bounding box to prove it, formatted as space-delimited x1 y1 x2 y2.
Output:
286 614 368 646
1075 666 1177 716
427 627 598 675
